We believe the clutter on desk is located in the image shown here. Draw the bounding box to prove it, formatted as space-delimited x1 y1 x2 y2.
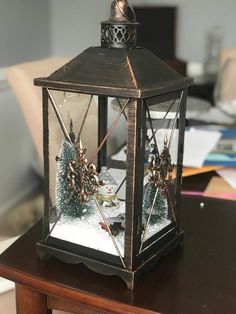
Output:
183 129 221 167
216 168 236 189
112 128 222 168
189 106 235 125
203 176 236 201
215 58 236 117
204 128 236 166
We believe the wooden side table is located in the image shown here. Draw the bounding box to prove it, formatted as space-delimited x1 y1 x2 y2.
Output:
0 196 236 314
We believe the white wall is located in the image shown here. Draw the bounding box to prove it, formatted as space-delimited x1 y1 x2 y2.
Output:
0 0 51 212
50 0 236 62
0 0 51 67
49 0 105 57
2 0 235 65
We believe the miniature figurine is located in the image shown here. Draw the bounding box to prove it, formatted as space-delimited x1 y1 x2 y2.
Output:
99 213 125 236
99 213 146 236
97 167 120 208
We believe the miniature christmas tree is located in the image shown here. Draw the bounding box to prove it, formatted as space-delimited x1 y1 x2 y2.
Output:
142 182 168 224
55 121 95 219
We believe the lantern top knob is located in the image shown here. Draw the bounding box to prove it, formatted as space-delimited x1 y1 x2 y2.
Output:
110 0 136 23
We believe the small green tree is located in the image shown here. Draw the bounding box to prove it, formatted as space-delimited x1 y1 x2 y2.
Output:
143 182 168 224
55 139 94 219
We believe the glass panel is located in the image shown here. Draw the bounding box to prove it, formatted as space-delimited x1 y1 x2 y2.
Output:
94 97 128 259
47 91 128 263
140 93 182 252
47 91 98 221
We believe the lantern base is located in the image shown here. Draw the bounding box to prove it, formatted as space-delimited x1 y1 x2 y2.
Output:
37 231 183 289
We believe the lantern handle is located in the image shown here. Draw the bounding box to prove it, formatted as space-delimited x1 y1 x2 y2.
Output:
111 0 136 22
117 0 136 22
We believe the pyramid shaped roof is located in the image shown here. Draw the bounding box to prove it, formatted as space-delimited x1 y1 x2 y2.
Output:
34 47 192 99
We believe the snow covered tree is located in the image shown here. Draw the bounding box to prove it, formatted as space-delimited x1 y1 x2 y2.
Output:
142 182 168 224
55 139 94 219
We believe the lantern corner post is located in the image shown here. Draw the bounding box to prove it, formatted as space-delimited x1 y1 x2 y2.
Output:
124 98 146 270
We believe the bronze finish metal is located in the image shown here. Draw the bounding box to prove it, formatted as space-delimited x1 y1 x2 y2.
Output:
110 0 136 22
34 47 192 98
34 0 193 289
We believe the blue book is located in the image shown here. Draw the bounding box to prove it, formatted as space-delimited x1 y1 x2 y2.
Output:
204 153 236 166
204 128 236 166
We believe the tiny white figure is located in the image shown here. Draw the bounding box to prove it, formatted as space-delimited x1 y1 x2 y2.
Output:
97 167 120 208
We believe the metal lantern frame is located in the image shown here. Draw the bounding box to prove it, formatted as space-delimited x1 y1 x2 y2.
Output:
34 1 192 289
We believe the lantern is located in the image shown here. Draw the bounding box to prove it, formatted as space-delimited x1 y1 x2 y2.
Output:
35 0 192 289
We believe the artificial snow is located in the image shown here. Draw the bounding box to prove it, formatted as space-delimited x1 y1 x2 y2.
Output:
50 200 171 256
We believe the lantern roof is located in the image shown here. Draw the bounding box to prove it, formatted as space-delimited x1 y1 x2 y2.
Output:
35 0 192 98
34 46 192 99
